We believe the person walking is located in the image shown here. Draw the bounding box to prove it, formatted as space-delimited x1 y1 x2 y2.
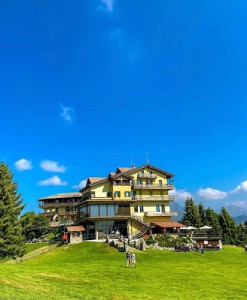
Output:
126 251 131 267
200 244 204 255
244 244 247 253
131 252 136 268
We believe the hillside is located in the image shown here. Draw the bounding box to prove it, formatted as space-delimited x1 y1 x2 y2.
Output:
233 215 247 225
0 242 247 299
171 201 184 222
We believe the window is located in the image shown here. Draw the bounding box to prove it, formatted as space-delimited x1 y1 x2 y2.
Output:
141 169 144 174
72 232 80 237
91 205 99 217
148 170 153 174
150 191 153 196
124 191 131 197
160 190 164 196
114 191 120 198
156 204 160 212
107 192 112 197
159 180 162 186
139 191 142 196
147 180 153 185
91 191 95 198
161 205 165 213
139 204 144 212
134 205 138 213
108 205 115 217
99 205 107 217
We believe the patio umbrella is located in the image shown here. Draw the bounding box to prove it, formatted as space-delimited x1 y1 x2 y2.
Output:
186 226 197 230
200 226 212 230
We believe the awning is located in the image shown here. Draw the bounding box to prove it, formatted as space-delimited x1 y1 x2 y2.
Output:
66 226 86 232
152 221 185 229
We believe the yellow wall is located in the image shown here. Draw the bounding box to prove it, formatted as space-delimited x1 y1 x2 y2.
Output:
130 202 170 216
144 216 171 222
91 181 111 198
112 185 132 200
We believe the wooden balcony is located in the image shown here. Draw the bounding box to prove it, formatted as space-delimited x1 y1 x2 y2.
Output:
133 195 175 201
133 184 174 190
138 173 158 179
39 202 78 209
144 211 178 217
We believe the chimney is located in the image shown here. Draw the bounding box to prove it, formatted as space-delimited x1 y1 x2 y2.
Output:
132 164 136 169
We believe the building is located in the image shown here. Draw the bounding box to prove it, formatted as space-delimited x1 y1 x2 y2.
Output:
38 192 82 226
77 164 182 239
38 164 183 239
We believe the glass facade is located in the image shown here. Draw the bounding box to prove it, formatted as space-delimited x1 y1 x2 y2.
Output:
98 220 128 239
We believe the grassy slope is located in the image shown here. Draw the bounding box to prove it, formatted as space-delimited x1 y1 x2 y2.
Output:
0 243 246 300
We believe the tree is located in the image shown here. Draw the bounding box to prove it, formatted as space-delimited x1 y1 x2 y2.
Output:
198 203 206 226
205 208 222 234
182 197 201 227
219 207 237 244
0 162 26 258
20 211 50 241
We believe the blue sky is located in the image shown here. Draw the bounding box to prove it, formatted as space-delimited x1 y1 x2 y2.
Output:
1 0 247 216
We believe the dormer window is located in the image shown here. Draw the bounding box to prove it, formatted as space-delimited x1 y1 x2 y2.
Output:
91 191 95 198
148 170 153 174
141 170 144 174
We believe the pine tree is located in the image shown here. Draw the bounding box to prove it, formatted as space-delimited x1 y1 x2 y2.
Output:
0 162 26 258
182 197 201 227
219 207 236 245
198 203 206 226
205 208 222 234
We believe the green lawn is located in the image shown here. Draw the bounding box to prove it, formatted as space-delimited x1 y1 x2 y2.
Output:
0 243 246 300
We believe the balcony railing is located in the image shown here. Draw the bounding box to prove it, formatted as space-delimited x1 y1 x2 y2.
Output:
39 202 78 209
113 182 131 186
144 211 178 217
138 173 158 179
133 195 175 201
133 184 174 190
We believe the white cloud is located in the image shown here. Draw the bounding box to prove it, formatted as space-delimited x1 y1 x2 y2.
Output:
38 176 67 186
60 105 75 122
40 160 66 173
14 159 32 171
100 0 115 12
169 188 192 201
72 179 87 190
198 187 227 200
230 181 247 194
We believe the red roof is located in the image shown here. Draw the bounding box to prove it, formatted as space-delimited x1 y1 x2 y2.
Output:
88 177 106 184
116 167 133 173
66 226 85 232
152 221 184 228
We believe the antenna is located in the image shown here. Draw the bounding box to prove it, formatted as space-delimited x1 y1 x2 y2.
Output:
146 152 150 164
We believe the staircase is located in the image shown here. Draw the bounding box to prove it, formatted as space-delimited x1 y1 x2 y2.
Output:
131 214 150 239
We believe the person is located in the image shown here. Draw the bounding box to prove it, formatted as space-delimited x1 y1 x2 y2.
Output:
200 244 204 255
126 251 131 267
131 252 136 268
245 245 247 253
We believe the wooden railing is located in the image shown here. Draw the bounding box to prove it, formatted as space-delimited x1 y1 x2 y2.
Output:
138 173 158 179
39 202 79 208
